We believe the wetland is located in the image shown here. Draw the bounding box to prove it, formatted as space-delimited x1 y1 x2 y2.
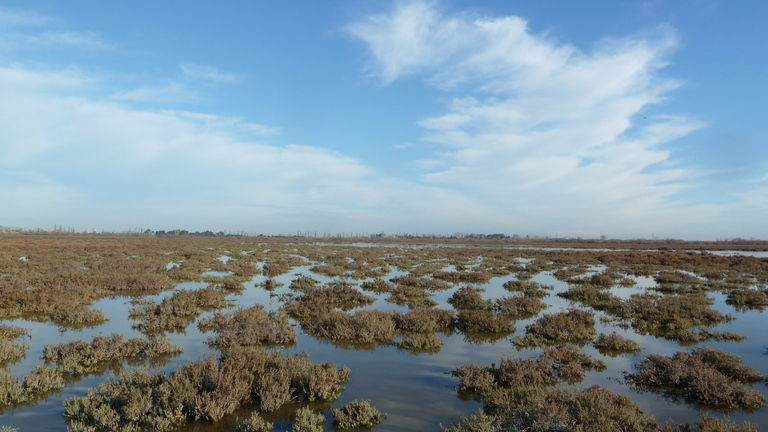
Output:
0 235 766 431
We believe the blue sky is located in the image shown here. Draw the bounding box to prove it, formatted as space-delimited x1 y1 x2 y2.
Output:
1 1 766 239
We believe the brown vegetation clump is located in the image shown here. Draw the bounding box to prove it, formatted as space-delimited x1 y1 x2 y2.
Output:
450 353 654 432
0 326 28 365
302 310 395 347
129 286 229 333
626 347 766 411
386 283 432 307
494 295 547 319
360 278 394 294
332 400 386 429
198 305 296 348
557 284 620 309
289 274 321 292
514 308 596 347
63 349 349 430
389 274 453 291
726 288 768 310
456 310 515 334
395 333 443 353
658 414 757 432
236 411 274 432
284 281 375 319
393 308 455 333
292 406 325 432
42 333 182 375
447 286 493 311
604 292 739 343
501 280 552 298
593 332 641 356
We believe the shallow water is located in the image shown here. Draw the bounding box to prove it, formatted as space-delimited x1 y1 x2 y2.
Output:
1 248 766 431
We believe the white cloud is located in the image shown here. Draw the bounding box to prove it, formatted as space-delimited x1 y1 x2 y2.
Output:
180 63 242 84
348 1 734 237
112 83 198 104
0 63 503 233
0 7 49 28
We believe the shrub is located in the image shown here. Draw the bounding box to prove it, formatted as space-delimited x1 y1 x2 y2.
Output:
396 334 443 352
198 305 296 348
62 349 350 429
448 286 493 310
393 308 455 333
236 411 274 432
514 308 596 347
593 332 641 355
293 406 325 432
332 400 385 429
0 339 28 365
42 333 182 375
626 347 766 411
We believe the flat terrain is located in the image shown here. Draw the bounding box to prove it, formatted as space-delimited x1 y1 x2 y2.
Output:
0 235 766 431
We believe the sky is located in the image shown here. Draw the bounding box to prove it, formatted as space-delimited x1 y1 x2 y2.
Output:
1 1 767 239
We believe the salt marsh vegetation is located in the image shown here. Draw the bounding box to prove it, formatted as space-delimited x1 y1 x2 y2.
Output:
0 235 766 430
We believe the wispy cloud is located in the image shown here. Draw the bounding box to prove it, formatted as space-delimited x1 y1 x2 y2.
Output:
112 83 198 104
348 1 718 236
0 7 49 27
180 63 243 84
0 63 495 233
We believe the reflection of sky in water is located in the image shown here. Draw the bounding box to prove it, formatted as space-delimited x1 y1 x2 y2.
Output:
1 249 767 431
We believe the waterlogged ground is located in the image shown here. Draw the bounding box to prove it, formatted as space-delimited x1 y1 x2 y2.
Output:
0 237 767 431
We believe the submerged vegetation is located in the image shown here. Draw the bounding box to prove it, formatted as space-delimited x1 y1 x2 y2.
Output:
0 235 766 430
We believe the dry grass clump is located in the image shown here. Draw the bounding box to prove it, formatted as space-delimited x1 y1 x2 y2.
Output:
236 411 274 432
501 280 552 297
390 275 453 291
656 270 705 286
447 286 515 334
386 284 432 307
513 308 596 347
593 331 641 356
0 325 28 341
42 333 182 375
0 327 28 372
129 286 229 333
557 284 620 309
659 414 757 432
726 288 768 310
456 310 515 334
289 274 321 292
393 308 455 333
626 347 766 411
332 400 385 429
450 352 654 432
0 284 108 328
292 406 325 432
0 365 66 408
360 278 394 294
284 281 375 319
433 270 493 284
494 295 547 319
260 278 284 291
605 292 739 343
63 349 350 430
395 333 443 353
448 286 493 310
454 345 605 395
198 305 296 348
302 310 395 347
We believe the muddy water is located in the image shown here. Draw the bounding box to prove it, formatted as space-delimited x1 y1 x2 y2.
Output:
1 256 766 431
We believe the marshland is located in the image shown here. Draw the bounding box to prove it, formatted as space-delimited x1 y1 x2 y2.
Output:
0 235 767 431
